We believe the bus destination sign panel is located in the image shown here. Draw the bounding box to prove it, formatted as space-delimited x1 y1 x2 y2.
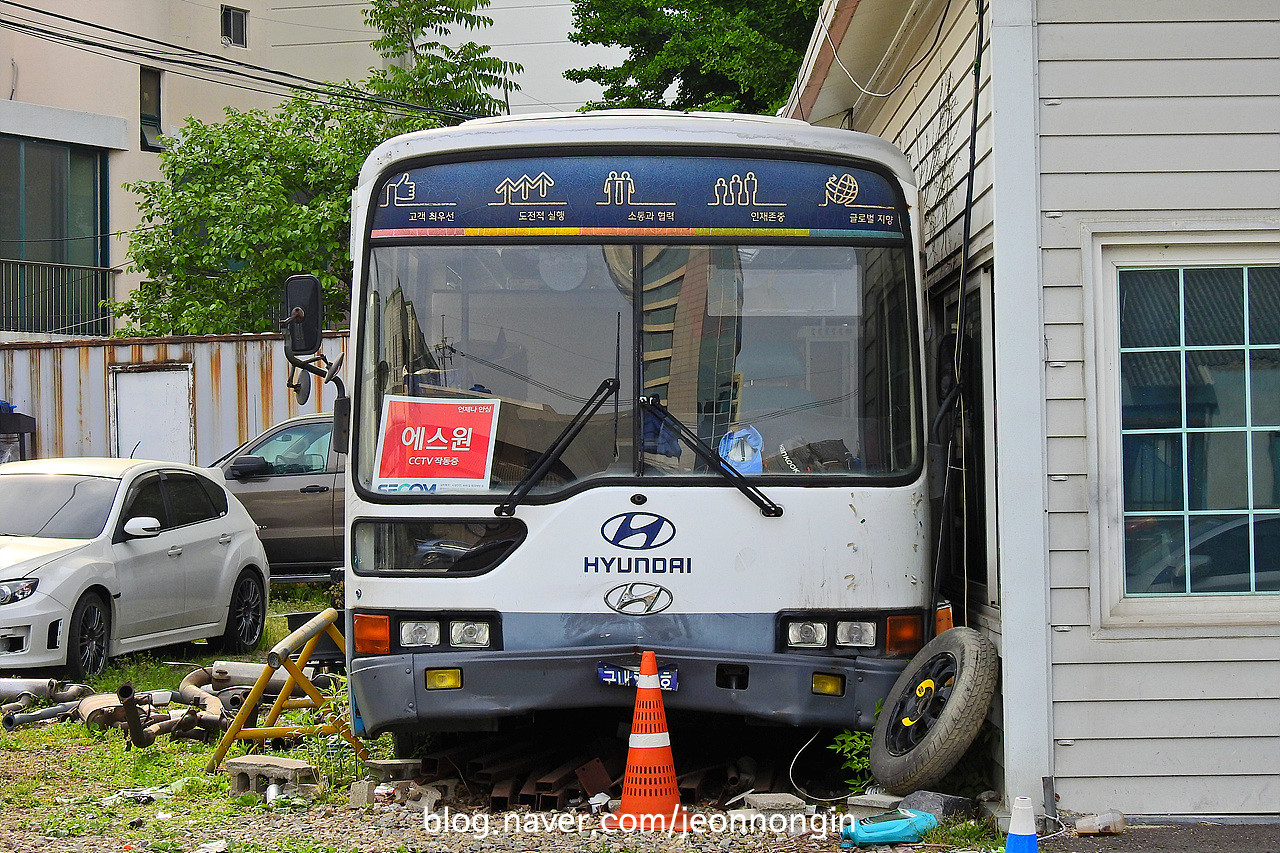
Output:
370 155 905 239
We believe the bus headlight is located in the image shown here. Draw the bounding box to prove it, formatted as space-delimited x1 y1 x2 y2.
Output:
400 620 440 647
786 621 829 648
450 620 491 648
836 621 876 647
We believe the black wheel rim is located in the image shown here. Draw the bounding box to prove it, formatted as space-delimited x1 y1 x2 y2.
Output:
884 651 958 756
76 602 107 676
230 577 264 646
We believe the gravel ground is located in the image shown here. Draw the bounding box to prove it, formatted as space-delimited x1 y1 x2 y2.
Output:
0 801 859 853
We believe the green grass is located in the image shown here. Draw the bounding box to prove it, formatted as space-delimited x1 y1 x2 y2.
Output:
921 816 1003 851
0 581 392 851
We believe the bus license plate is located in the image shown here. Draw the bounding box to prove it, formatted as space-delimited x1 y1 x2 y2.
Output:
597 662 678 691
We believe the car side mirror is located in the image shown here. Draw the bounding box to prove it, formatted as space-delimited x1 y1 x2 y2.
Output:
123 516 161 538
282 274 324 356
228 455 271 479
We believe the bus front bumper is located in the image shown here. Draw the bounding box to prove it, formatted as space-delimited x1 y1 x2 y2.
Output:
348 645 906 735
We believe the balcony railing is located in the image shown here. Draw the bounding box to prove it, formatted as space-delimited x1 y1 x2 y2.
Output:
0 259 116 336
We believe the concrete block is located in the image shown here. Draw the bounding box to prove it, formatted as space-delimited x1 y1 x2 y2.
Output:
224 755 318 795
429 777 460 799
407 782 442 810
349 779 379 807
900 790 974 819
363 758 422 782
846 792 903 820
742 793 807 813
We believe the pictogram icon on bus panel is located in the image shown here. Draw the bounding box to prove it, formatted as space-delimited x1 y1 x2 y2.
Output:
820 173 861 206
491 172 565 206
596 171 676 207
379 173 456 208
707 171 785 207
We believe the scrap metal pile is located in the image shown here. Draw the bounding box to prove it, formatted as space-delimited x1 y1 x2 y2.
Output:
0 663 336 748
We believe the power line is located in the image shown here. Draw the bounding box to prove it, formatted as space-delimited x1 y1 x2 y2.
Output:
0 0 481 121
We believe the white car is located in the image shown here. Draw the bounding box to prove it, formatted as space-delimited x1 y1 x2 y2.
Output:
0 458 269 679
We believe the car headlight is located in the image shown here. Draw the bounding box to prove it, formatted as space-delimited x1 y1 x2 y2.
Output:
0 579 38 606
449 620 490 648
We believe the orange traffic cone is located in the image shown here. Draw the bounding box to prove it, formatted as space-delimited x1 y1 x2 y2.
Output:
599 650 691 832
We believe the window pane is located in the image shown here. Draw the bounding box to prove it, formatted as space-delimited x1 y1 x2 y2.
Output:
359 244 635 494
22 142 67 264
1255 515 1280 591
127 480 166 527
166 474 216 526
250 422 332 474
1124 516 1186 595
1185 267 1244 346
1119 268 1179 348
1123 433 1182 512
1253 432 1280 510
1121 351 1181 429
1248 266 1280 344
0 137 19 261
67 149 98 267
1187 514 1250 593
1186 431 1247 510
1250 351 1280 426
1185 350 1245 428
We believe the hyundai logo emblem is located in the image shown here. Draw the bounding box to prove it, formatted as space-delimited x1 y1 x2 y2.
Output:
604 582 674 616
601 512 676 550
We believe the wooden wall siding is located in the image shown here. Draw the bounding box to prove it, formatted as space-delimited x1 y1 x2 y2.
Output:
1057 776 1279 817
1055 698 1278 739
839 0 993 290
1037 1 1280 814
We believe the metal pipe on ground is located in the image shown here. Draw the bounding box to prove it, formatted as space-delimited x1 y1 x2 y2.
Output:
206 661 333 695
178 669 226 717
51 683 95 703
0 678 57 701
0 692 37 715
2 700 79 731
117 682 156 747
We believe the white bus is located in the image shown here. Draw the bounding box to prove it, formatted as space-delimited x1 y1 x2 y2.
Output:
288 111 943 752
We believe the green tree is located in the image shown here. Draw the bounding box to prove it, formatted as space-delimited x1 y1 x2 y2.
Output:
115 0 522 336
112 93 426 336
566 0 819 114
363 0 522 117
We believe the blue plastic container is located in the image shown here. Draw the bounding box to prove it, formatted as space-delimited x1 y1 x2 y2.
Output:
840 808 939 847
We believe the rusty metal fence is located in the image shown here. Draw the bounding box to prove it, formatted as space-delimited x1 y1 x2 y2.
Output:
0 259 115 336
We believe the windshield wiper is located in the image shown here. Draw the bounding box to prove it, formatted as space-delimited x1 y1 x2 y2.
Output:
639 397 783 518
495 378 620 517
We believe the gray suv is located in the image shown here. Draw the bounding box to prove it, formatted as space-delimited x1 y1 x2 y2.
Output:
214 413 342 582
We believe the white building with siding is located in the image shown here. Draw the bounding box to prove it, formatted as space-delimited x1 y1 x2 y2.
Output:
786 0 1280 818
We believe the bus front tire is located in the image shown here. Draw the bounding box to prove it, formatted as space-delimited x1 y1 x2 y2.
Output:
868 626 998 795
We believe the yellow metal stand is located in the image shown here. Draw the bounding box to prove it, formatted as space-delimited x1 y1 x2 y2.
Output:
206 607 368 773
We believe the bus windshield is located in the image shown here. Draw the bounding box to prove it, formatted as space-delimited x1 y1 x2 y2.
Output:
356 240 919 496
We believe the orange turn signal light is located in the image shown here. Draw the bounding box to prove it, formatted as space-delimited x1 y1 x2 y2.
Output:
353 613 391 655
885 614 925 656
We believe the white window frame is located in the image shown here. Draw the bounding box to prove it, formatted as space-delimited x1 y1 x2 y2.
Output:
1090 225 1280 637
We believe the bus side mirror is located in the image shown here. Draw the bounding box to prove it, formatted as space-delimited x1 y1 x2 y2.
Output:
283 274 324 356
